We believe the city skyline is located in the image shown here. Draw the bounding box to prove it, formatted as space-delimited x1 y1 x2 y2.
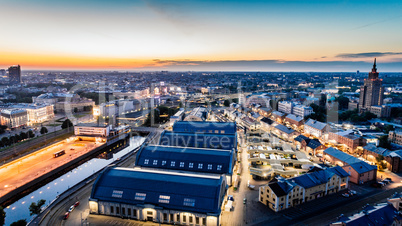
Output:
1 0 402 71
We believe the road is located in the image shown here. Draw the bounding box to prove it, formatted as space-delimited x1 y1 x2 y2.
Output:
0 139 103 198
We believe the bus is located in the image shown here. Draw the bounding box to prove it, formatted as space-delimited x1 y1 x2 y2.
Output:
54 150 66 158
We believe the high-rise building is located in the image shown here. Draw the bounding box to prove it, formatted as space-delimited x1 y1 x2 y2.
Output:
358 59 384 112
0 69 6 76
8 65 22 84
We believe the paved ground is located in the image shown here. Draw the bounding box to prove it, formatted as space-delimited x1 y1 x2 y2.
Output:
0 139 102 198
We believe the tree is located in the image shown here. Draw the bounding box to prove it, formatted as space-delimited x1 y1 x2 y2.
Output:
27 130 35 138
224 99 230 107
10 220 27 226
379 135 392 149
0 206 5 226
20 131 28 140
1 137 9 147
61 119 73 129
29 199 46 216
40 127 48 135
73 107 78 113
375 155 387 171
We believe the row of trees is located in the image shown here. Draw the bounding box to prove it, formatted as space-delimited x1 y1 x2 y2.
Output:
144 106 179 126
0 130 36 148
0 199 46 226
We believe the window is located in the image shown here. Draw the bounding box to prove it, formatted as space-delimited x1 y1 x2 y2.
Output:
215 130 219 133
189 163 194 168
144 159 149 164
180 162 185 167
196 217 200 224
208 164 212 170
122 207 125 215
273 198 275 201
116 207 120 214
159 195 170 204
128 208 131 216
110 206 114 214
135 193 146 201
183 198 196 207
183 215 187 223
133 209 137 217
217 165 222 170
190 216 193 223
147 211 153 215
221 130 225 134
171 161 176 167
203 218 206 225
198 163 203 169
163 213 168 221
162 160 166 166
170 214 173 222
153 160 158 165
266 194 269 198
281 198 284 201
112 190 123 198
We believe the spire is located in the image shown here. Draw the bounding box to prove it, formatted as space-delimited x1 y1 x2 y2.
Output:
372 58 377 73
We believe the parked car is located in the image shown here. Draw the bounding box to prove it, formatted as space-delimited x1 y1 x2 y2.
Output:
382 179 390 184
74 201 80 207
378 181 386 187
243 198 247 204
371 182 382 188
385 178 392 182
64 212 70 220
342 193 350 198
227 195 234 201
68 205 75 212
349 190 357 195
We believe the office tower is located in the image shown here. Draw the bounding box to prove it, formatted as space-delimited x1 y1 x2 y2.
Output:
358 58 384 112
8 65 22 84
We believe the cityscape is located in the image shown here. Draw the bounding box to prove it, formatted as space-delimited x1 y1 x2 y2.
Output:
1 1 402 226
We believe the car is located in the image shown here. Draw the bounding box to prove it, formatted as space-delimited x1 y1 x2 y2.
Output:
342 193 350 198
68 205 75 212
243 198 247 204
349 190 357 195
382 179 390 184
70 148 75 150
385 178 392 182
227 195 234 201
371 182 382 188
378 181 386 186
74 201 80 207
63 212 70 220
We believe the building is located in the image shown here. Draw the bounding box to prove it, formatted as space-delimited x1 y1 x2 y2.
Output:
241 117 260 131
272 124 298 140
348 101 358 111
135 144 235 185
284 114 304 128
184 107 209 121
172 121 236 135
259 166 349 212
8 65 21 84
9 103 54 124
75 123 111 137
293 105 313 118
260 117 276 132
330 203 402 226
389 130 402 146
304 119 328 138
271 111 285 123
358 59 384 112
294 135 326 156
323 147 377 184
89 167 226 226
278 101 293 114
362 144 402 173
369 105 390 118
0 109 28 128
169 109 185 124
328 129 366 152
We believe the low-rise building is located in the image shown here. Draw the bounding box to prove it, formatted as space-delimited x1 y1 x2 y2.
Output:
272 124 298 140
172 121 237 135
260 117 276 132
369 105 390 118
304 119 328 138
89 167 226 226
184 107 209 121
328 129 366 153
294 135 326 156
0 108 28 128
259 166 349 212
271 111 285 123
389 130 402 146
11 103 54 124
75 123 111 137
323 147 377 184
293 105 313 118
284 114 304 129
278 101 294 114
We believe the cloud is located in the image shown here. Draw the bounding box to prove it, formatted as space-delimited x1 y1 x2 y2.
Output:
336 52 402 58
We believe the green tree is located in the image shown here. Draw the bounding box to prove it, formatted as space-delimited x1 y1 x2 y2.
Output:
224 99 230 107
0 206 5 226
40 127 48 135
73 107 78 113
379 135 391 149
29 199 46 216
10 219 27 226
27 130 35 138
61 119 73 129
375 155 387 171
20 131 28 140
1 137 9 146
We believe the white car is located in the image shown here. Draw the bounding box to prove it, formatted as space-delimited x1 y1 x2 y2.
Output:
68 205 75 212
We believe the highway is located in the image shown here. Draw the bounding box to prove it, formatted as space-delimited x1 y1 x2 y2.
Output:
0 138 103 199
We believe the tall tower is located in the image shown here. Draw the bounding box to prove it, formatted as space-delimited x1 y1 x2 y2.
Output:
358 58 384 112
8 65 22 84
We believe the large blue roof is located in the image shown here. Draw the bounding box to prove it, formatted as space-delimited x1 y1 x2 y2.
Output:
323 147 361 165
159 131 237 150
347 161 377 174
173 121 237 134
135 145 234 174
292 169 334 188
91 167 225 214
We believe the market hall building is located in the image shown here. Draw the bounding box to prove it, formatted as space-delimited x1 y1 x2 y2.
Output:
89 167 226 226
135 144 236 185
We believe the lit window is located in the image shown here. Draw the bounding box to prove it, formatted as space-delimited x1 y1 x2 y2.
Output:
159 195 170 204
208 164 212 170
217 165 222 170
162 160 166 166
183 198 195 207
144 159 149 165
135 193 146 201
189 163 194 168
198 163 203 169
112 190 123 198
153 160 158 165
171 161 175 167
180 162 185 167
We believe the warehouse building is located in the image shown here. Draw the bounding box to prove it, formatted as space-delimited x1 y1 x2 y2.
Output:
89 167 226 226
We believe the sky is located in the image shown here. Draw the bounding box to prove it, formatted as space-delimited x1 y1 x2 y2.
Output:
1 0 402 71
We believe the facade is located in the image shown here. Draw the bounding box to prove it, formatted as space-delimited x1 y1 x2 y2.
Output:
323 147 377 184
169 109 185 124
271 111 285 123
184 107 209 121
74 123 111 137
358 59 384 112
348 101 358 111
369 105 390 118
259 167 349 212
284 114 304 128
241 117 260 130
172 121 236 135
294 135 326 156
278 101 293 114
135 144 235 185
0 109 28 128
260 117 276 132
293 105 313 118
89 167 226 226
328 129 366 152
272 124 298 140
8 65 21 84
389 130 402 146
304 119 328 138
